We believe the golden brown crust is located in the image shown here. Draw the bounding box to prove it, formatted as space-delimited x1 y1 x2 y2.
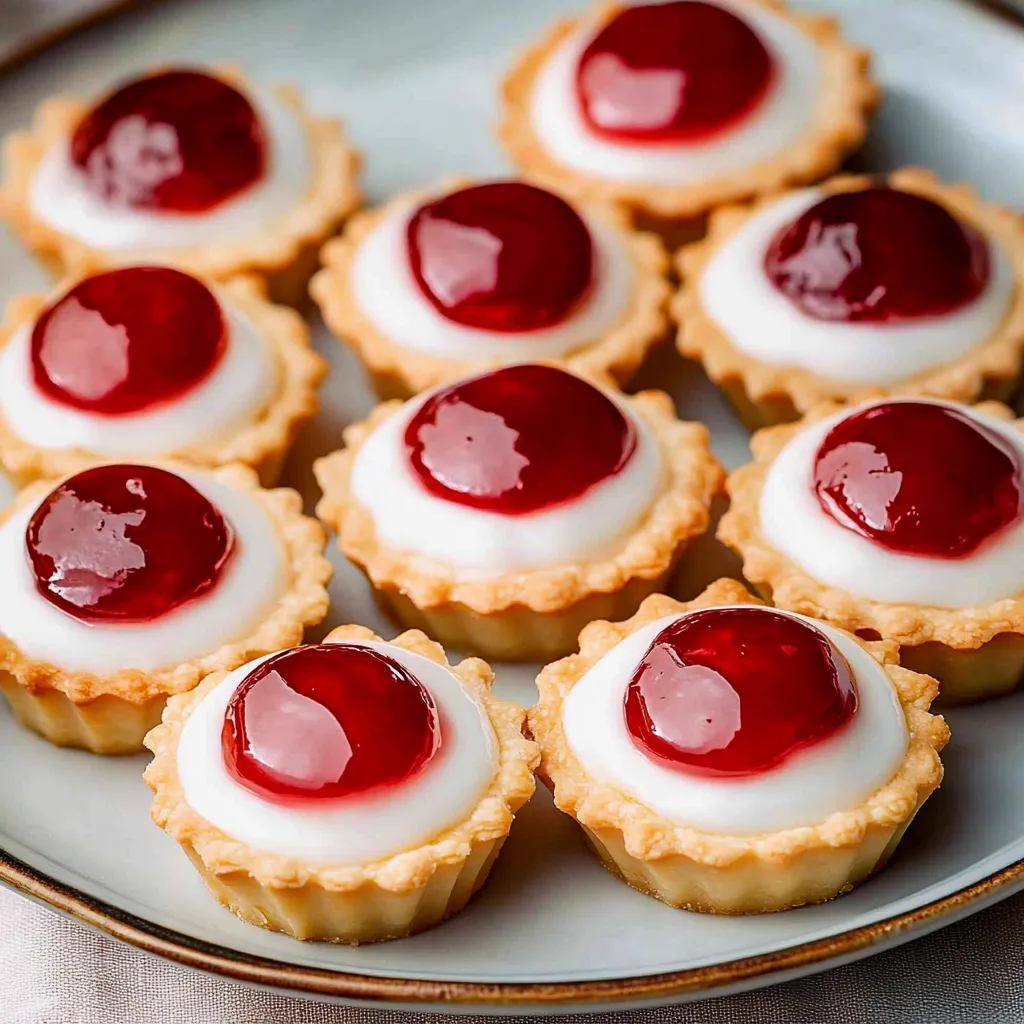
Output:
0 460 332 705
497 0 878 220
0 273 325 486
310 178 670 398
143 627 539 894
719 399 1024 651
528 579 948 869
313 376 723 616
0 66 362 283
675 168 1024 417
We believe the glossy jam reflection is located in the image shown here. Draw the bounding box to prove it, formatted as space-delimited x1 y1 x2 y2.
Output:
31 267 226 415
575 1 775 143
26 464 234 622
765 187 991 322
404 364 637 514
222 644 441 801
814 401 1023 558
406 182 594 332
70 69 265 214
624 607 857 776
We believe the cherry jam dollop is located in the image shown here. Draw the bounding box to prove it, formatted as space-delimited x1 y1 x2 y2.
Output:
814 401 1023 558
222 644 441 801
70 69 265 213
624 607 857 776
26 464 234 622
764 187 991 322
31 267 226 415
575 1 775 143
404 364 637 514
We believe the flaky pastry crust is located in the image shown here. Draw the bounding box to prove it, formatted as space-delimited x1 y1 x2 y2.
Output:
143 627 538 900
0 273 325 487
0 460 331 707
497 0 877 221
528 579 948 910
310 178 670 399
675 169 1024 427
0 67 361 298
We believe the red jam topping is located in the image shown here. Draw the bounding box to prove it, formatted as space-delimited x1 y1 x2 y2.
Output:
26 464 233 622
575 1 775 143
70 69 265 213
765 188 991 322
404 364 637 514
624 607 857 777
406 182 594 332
814 401 1023 558
31 267 226 415
222 644 441 801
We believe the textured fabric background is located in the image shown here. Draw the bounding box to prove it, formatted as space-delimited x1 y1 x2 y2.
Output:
1 885 1020 1023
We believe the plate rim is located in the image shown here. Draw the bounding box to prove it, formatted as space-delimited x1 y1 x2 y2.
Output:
3 844 1023 1008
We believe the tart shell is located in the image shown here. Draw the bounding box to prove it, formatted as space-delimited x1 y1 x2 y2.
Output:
0 67 362 308
528 579 948 913
143 626 539 943
497 0 877 222
310 179 671 400
0 461 332 754
675 168 1024 430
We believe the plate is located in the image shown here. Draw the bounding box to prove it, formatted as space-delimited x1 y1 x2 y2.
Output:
1 0 1024 1014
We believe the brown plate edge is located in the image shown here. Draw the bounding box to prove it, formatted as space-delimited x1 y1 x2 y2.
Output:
2 845 1023 1009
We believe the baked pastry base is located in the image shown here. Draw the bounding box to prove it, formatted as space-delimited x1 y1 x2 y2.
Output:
528 579 948 914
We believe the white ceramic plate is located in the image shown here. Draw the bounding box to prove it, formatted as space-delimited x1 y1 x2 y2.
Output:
2 0 1024 1014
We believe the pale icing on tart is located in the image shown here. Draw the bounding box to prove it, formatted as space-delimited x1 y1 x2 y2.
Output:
311 178 669 398
498 0 876 221
1 67 361 306
0 266 324 486
144 626 538 943
0 460 331 754
314 362 722 661
676 169 1024 428
721 397 1024 703
529 579 947 913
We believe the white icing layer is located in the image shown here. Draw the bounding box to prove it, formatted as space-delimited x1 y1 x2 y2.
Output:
528 0 820 185
0 288 277 455
0 469 286 673
701 190 1015 385
351 197 635 360
177 640 499 864
760 398 1024 608
562 607 908 834
350 386 662 576
29 86 310 252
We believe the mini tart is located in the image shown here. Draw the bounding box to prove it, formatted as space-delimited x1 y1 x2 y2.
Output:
143 626 538 944
0 271 325 487
0 66 361 307
311 178 670 400
497 0 876 223
314 365 723 661
528 578 948 914
0 461 331 754
720 400 1024 704
675 168 1024 429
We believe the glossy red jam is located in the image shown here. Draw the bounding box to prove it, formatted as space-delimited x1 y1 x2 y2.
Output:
404 364 637 514
406 182 594 332
814 401 1023 558
575 1 774 143
624 607 857 777
31 267 226 415
26 464 234 622
765 188 991 322
70 69 265 213
222 644 441 801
